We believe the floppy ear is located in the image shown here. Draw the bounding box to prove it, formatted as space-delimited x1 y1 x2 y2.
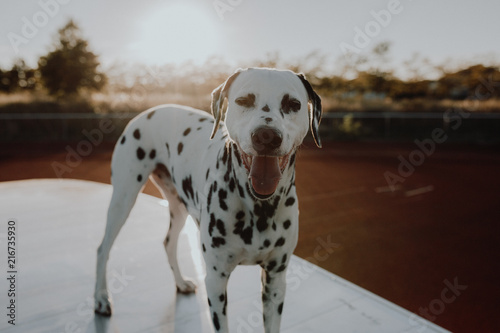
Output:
210 70 242 139
297 73 322 148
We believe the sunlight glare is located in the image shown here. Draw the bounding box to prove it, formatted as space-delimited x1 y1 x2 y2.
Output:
129 3 220 65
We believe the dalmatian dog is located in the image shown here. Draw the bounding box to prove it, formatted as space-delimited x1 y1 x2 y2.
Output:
94 67 322 332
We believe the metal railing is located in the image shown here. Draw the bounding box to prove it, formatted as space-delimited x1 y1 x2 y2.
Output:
1 111 500 143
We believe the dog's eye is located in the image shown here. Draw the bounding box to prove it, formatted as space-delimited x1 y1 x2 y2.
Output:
281 94 301 114
235 94 255 108
289 99 301 112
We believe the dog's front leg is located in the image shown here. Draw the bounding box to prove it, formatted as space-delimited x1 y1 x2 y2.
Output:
261 267 288 333
205 268 230 332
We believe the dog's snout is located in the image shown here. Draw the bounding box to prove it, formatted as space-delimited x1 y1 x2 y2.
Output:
251 127 283 154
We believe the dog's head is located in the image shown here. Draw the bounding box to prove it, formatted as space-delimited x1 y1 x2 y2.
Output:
210 67 322 199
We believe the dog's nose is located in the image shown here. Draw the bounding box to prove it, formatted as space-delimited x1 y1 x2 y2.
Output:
251 127 283 155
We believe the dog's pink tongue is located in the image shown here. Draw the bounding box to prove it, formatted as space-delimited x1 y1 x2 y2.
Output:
249 156 281 196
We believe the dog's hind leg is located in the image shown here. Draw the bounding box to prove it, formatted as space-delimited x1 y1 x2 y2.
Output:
150 164 196 294
94 152 151 316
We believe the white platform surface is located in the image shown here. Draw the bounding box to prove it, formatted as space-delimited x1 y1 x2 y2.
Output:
0 179 449 333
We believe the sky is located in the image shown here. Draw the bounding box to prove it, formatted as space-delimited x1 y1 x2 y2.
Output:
1 0 500 78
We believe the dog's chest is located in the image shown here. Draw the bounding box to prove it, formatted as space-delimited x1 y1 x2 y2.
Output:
203 189 298 264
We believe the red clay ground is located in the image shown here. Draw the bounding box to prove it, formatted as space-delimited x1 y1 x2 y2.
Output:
1 142 499 332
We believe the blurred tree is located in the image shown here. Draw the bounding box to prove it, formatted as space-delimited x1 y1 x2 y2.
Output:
0 59 39 92
38 20 106 97
436 64 500 99
0 68 9 92
11 59 38 91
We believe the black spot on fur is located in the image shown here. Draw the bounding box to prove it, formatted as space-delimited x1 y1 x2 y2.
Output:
254 196 281 232
223 295 228 316
238 183 245 198
286 182 295 196
278 302 284 315
177 142 184 155
137 174 142 182
182 176 194 201
165 143 170 156
235 93 256 108
219 294 225 302
183 128 191 136
267 260 277 271
285 197 295 207
213 312 220 330
222 145 234 183
280 94 301 114
120 136 126 144
149 149 156 159
282 254 287 264
263 239 271 248
208 298 212 307
288 153 296 169
209 214 216 236
207 184 213 208
133 129 141 140
212 237 226 248
233 143 242 166
147 110 155 119
233 211 253 245
218 189 228 211
202 244 206 252
199 117 207 122
283 219 291 229
236 211 245 220
275 237 285 247
136 147 145 160
276 264 287 273
216 219 226 236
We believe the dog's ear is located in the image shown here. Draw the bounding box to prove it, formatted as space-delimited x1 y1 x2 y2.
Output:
210 69 242 139
297 73 322 148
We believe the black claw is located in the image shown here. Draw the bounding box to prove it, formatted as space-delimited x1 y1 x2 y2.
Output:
177 286 196 295
94 302 112 317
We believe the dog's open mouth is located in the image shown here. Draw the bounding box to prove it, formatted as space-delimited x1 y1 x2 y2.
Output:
240 149 292 199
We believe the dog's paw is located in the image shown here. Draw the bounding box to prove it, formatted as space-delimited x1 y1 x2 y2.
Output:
176 279 197 294
94 294 113 317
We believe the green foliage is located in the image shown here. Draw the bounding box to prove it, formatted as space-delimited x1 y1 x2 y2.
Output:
38 20 106 97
